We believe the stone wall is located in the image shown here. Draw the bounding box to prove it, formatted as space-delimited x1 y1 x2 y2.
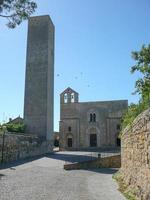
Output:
0 133 52 163
121 108 150 200
64 155 121 170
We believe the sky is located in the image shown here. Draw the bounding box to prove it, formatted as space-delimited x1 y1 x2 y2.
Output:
0 0 150 131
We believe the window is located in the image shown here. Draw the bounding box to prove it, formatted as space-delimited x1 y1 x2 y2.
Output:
93 113 96 122
89 113 96 122
64 93 68 103
90 114 93 122
68 126 71 132
71 93 75 103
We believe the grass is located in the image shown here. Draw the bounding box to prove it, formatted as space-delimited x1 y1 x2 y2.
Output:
113 172 137 200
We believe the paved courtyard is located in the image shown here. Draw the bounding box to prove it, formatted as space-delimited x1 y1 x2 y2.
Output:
0 151 126 200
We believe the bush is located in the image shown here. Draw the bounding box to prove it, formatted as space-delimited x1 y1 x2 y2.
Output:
6 123 25 133
121 99 149 133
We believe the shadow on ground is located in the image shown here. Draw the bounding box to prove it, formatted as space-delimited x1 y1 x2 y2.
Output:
0 154 46 170
85 168 118 174
0 151 120 175
0 153 97 169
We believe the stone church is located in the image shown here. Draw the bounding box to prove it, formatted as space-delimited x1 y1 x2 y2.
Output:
59 87 128 150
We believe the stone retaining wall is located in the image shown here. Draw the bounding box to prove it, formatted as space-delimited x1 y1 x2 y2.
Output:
64 155 121 170
121 108 150 200
0 133 52 163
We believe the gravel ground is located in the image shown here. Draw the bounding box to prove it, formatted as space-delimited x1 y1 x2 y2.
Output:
0 151 126 200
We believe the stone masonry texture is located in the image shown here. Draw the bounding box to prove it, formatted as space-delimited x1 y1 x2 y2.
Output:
24 15 54 140
0 133 52 163
64 155 121 170
121 108 150 200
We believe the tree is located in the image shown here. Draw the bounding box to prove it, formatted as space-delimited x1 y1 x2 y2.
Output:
121 45 150 131
131 44 150 104
0 0 37 28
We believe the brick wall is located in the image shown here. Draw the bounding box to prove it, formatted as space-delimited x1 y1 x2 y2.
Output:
0 133 52 163
121 108 150 200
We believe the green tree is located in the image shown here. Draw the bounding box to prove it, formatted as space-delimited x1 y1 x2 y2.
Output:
121 45 150 131
131 44 150 104
0 0 37 28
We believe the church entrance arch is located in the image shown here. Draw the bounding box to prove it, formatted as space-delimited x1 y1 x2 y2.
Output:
86 126 100 147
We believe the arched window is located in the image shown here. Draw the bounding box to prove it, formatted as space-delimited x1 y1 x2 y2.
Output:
89 113 96 122
68 126 71 132
90 114 93 122
71 93 75 103
93 113 96 122
64 93 68 103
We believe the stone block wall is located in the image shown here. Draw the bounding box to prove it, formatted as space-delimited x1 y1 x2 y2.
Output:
64 155 121 170
0 133 52 163
121 108 150 200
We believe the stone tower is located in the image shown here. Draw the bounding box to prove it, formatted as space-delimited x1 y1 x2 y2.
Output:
24 15 54 140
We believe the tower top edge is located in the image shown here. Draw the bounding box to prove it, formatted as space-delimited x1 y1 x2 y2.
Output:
29 15 54 27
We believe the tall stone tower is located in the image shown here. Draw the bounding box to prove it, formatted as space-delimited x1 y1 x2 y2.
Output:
24 15 54 140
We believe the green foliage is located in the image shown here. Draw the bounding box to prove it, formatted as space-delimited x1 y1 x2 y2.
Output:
121 100 149 130
0 0 37 28
131 44 150 100
6 123 25 133
121 44 150 131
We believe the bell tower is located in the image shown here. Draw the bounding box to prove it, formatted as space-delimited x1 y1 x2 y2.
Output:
60 87 79 104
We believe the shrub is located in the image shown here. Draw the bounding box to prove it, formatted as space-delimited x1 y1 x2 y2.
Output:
6 123 25 133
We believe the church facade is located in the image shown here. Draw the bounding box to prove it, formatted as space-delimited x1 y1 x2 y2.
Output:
59 87 128 150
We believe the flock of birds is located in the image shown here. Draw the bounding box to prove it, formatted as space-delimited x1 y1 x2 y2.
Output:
56 72 91 88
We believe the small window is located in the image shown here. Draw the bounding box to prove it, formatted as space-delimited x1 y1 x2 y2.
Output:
93 113 96 122
90 114 93 122
64 93 68 103
71 93 75 103
68 126 71 132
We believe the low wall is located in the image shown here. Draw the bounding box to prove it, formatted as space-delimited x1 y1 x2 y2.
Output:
64 155 121 170
121 108 150 200
0 133 52 163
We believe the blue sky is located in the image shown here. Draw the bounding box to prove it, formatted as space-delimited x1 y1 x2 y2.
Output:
0 0 150 131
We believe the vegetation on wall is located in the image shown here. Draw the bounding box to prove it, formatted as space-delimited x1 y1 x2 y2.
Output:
121 44 150 130
113 172 137 200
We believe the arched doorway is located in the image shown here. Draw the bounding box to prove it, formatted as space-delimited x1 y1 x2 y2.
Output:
54 138 59 147
67 135 73 148
53 133 60 148
116 137 121 147
89 128 97 147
